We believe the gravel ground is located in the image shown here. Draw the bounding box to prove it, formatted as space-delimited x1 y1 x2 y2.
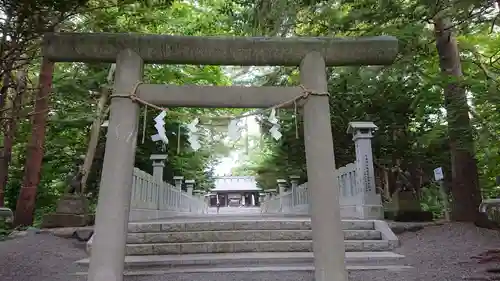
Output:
350 223 500 281
1 223 500 281
0 232 87 281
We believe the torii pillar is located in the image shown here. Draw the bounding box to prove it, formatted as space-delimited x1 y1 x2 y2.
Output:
301 52 347 280
88 50 143 281
41 32 398 281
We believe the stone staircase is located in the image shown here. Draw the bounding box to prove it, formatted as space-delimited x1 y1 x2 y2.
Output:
77 216 410 274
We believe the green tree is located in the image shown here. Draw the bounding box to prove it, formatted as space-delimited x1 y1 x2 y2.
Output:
226 0 500 222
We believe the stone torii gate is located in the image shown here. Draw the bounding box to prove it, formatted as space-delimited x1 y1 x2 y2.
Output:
42 33 398 281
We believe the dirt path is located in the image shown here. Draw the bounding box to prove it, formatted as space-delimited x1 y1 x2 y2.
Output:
1 223 500 281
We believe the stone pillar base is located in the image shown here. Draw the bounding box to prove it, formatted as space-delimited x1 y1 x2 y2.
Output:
41 194 93 228
41 213 93 228
357 205 384 219
56 194 89 214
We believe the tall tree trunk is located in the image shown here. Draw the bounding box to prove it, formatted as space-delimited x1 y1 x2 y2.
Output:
434 16 482 222
0 69 12 114
0 72 12 207
81 88 110 192
0 67 27 207
80 64 114 193
13 57 54 227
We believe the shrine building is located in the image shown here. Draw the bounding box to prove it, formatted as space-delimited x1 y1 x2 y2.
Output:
207 176 261 207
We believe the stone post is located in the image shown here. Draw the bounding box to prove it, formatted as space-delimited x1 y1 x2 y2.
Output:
290 175 300 206
264 193 270 201
185 179 195 196
173 176 184 190
290 175 300 189
277 179 287 211
277 179 287 195
152 158 165 215
347 121 383 219
173 176 183 210
150 154 167 182
88 50 143 281
185 179 195 212
300 52 347 281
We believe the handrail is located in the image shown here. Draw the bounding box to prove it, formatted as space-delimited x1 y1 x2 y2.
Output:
0 207 13 222
260 162 384 219
479 198 500 213
131 168 208 214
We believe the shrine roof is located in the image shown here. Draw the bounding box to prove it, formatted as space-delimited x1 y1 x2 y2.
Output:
211 176 260 192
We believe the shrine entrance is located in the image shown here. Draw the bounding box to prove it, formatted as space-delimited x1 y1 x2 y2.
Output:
42 32 398 281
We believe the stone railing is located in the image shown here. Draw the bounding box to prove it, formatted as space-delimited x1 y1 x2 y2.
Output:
0 207 13 223
260 164 362 216
260 121 383 219
260 195 282 213
337 163 360 217
260 181 309 214
129 154 208 221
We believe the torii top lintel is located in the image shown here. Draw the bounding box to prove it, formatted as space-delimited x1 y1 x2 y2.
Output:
42 32 398 66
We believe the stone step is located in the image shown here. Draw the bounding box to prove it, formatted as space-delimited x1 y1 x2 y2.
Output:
125 240 391 255
128 219 375 233
75 252 410 276
127 229 382 243
76 251 406 269
74 265 414 277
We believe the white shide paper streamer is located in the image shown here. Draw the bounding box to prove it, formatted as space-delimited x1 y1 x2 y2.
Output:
187 118 201 151
151 110 169 144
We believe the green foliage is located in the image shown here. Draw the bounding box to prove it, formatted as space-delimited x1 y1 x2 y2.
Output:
3 0 500 222
0 220 12 240
226 0 500 217
2 0 240 219
420 183 447 219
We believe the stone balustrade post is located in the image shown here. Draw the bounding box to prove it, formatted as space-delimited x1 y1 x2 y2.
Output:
185 179 195 211
290 175 300 206
277 179 287 212
185 179 195 196
150 154 167 210
173 176 184 190
150 154 167 182
290 175 300 189
277 179 287 195
347 121 382 219
173 176 184 210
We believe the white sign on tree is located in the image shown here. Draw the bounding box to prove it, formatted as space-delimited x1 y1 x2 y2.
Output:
433 167 444 181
